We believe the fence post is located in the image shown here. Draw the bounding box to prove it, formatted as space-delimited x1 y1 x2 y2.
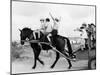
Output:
88 35 91 61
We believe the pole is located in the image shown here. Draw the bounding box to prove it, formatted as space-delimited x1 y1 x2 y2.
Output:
49 12 55 21
88 31 92 62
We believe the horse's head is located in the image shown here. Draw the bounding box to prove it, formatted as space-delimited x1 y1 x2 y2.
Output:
19 27 33 45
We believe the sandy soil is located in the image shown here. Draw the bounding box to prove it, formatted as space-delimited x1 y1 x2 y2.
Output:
12 49 89 74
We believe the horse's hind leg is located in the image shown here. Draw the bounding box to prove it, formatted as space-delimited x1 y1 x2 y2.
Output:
66 59 72 69
50 52 60 68
61 51 72 69
63 52 72 69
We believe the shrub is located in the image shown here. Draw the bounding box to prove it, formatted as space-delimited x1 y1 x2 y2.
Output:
11 41 23 61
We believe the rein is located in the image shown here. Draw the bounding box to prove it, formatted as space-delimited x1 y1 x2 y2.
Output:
21 40 39 43
21 40 52 46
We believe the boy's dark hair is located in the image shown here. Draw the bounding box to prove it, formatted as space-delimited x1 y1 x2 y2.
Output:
46 18 50 22
55 18 59 22
82 23 87 27
40 19 44 21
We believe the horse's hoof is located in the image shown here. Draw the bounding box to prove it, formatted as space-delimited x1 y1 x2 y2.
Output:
32 66 36 69
68 66 72 69
42 62 44 65
41 61 44 65
50 65 54 69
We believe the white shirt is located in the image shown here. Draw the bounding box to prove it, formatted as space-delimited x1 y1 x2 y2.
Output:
45 22 53 33
39 22 46 34
53 21 59 30
81 29 88 39
40 23 45 30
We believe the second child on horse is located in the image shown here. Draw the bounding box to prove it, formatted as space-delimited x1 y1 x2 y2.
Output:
40 18 53 42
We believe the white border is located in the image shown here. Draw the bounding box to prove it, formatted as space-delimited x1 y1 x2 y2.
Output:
0 0 100 75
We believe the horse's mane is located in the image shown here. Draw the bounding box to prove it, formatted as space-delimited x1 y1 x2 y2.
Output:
22 27 32 31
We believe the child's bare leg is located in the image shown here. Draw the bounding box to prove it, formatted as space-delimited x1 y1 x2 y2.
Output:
47 33 52 42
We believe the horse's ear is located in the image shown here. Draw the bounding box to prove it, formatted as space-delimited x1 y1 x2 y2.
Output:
19 29 22 32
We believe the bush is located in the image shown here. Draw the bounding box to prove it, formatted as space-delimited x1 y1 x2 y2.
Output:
11 41 23 61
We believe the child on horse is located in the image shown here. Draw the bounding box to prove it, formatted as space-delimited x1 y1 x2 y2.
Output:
40 18 45 32
46 13 61 44
31 18 45 40
39 16 60 45
40 18 53 42
47 17 60 44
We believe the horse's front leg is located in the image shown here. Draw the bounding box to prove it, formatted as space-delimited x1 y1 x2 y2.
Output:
32 50 37 69
36 49 44 65
50 52 60 68
32 50 44 69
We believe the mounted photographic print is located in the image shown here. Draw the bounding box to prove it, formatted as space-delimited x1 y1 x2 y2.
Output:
11 0 96 74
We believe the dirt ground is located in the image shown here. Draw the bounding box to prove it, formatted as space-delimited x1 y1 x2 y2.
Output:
11 47 89 74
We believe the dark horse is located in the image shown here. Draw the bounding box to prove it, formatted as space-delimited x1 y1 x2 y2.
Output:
19 27 76 69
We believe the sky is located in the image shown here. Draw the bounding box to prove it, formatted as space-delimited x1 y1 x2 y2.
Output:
12 1 95 41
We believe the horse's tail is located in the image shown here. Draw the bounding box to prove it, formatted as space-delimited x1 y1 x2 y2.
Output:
63 37 73 55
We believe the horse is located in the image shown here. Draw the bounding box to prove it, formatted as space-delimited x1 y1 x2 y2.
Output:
19 27 76 69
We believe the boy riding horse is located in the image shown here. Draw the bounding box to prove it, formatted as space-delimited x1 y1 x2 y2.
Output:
39 18 53 42
35 15 75 60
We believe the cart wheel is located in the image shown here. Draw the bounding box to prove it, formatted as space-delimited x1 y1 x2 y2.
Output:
88 57 96 69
